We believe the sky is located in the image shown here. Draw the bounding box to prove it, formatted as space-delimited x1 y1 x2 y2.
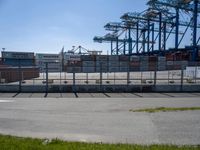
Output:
0 0 147 54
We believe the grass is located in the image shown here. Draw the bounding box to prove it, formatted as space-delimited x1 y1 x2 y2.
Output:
129 107 200 113
0 134 199 150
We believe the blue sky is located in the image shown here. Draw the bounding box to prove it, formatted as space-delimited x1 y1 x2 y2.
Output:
0 0 147 54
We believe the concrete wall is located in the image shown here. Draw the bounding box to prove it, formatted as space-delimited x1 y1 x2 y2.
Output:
0 84 200 93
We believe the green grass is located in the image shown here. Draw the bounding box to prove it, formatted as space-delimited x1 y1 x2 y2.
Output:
129 107 200 113
0 134 199 150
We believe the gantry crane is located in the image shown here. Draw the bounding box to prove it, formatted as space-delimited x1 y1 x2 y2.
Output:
94 0 200 61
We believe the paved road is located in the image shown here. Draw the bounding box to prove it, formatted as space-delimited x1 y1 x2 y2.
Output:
0 94 200 145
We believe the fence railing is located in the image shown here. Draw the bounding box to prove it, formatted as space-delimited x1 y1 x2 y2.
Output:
0 60 200 92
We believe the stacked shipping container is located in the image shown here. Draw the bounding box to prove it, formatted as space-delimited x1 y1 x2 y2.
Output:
2 51 35 67
63 55 192 73
108 55 119 72
81 55 96 73
96 55 108 72
0 67 39 83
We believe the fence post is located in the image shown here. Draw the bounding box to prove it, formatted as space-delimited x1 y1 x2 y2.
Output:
127 65 130 85
45 62 48 94
73 71 75 92
154 63 157 86
181 66 184 91
100 63 103 85
195 62 197 83
59 64 62 92
18 59 22 92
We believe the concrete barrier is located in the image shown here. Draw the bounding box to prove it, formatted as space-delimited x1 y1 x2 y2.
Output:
0 84 200 93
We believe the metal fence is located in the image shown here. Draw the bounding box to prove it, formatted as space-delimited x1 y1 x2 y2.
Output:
0 62 200 93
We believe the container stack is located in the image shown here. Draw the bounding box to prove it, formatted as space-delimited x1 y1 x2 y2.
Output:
96 55 108 72
36 53 61 72
0 67 39 83
66 61 82 73
82 55 96 73
0 58 3 65
119 55 129 72
129 56 140 71
149 56 157 71
140 56 149 71
2 51 35 67
157 56 166 71
108 55 119 72
173 61 183 70
64 55 82 73
166 60 174 70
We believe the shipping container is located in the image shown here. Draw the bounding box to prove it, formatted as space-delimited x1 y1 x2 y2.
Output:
96 55 108 61
82 61 95 67
158 66 166 71
167 61 174 66
0 67 39 83
119 67 128 72
96 61 108 67
36 53 59 60
130 67 140 72
165 54 174 61
157 62 166 66
3 59 35 67
119 55 129 61
158 56 166 62
96 67 108 73
120 62 128 67
64 55 81 61
0 58 2 65
129 62 140 67
82 67 95 73
81 55 96 61
148 65 157 71
2 51 34 59
130 56 140 62
140 65 149 71
140 56 149 61
67 61 82 67
109 55 119 61
149 56 157 62
149 62 157 71
109 61 119 67
173 61 182 66
66 67 82 73
109 67 119 72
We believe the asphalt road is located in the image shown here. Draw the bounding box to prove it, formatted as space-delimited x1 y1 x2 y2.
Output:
0 94 200 145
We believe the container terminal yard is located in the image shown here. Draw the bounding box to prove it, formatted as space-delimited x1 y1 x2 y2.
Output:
0 0 200 93
0 0 200 147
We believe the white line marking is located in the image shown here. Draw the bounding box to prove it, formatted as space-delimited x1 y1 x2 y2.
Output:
0 100 15 103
